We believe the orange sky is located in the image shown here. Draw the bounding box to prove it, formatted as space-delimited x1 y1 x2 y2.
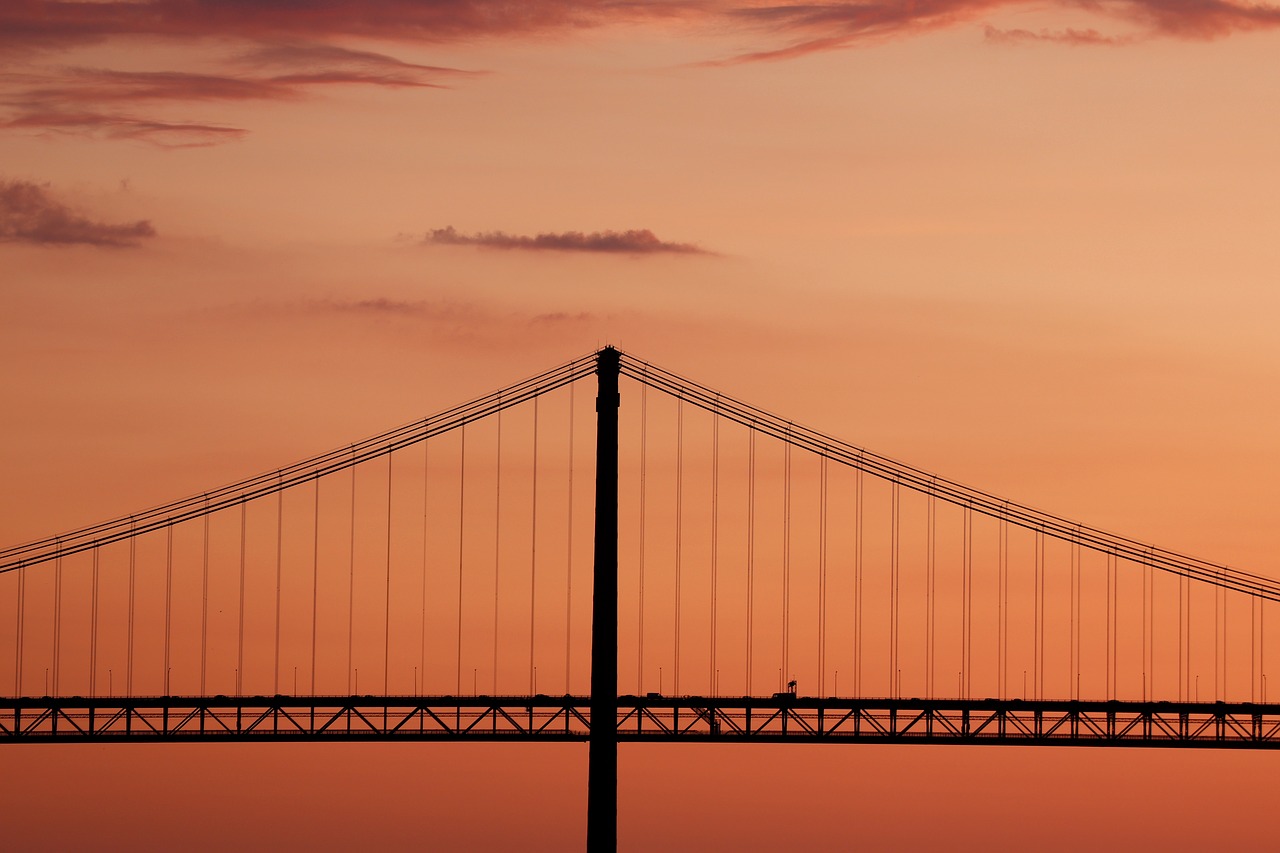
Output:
4 1 1280 849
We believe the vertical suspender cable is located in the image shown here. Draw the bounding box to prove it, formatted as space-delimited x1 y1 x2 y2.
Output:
818 454 828 698
1112 559 1118 698
782 429 792 690
963 506 972 698
1151 550 1156 699
127 519 135 697
1107 551 1116 700
1071 530 1079 700
529 399 538 695
275 478 283 694
565 384 574 693
710 403 719 696
962 504 972 699
312 475 321 695
90 547 99 697
457 426 467 696
890 478 899 698
674 396 684 695
421 438 430 696
854 465 863 698
1146 550 1157 696
53 542 62 696
239 501 246 696
385 451 393 696
493 408 502 694
201 500 209 695
1221 570 1227 700
999 515 1008 699
746 426 756 696
348 453 356 695
1033 527 1041 701
926 492 935 699
1038 527 1044 699
1216 570 1221 699
638 380 647 694
1031 527 1037 699
13 564 24 696
163 527 171 695
1179 569 1185 701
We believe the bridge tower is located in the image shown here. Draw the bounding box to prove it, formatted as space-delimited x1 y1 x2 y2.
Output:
589 346 620 851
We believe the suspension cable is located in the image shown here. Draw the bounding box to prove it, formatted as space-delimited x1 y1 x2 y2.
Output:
3 354 596 573
618 354 1280 602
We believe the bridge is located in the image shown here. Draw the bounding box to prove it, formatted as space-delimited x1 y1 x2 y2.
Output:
3 347 1279 849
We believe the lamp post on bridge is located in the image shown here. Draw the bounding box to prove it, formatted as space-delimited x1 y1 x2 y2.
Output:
588 346 620 852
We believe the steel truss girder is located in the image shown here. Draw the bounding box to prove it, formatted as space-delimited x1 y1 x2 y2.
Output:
0 696 589 742
614 697 1280 748
4 696 1280 748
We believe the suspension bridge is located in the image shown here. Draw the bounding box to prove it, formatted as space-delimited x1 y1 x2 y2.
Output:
3 347 1279 850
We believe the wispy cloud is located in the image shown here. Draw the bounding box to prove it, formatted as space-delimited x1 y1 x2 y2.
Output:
2 1 1278 55
424 226 712 255
2 1 1279 142
236 42 481 79
1 34 477 146
0 179 155 247
984 25 1134 45
710 0 1280 62
0 1 655 50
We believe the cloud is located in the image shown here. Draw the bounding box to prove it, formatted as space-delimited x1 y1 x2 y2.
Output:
424 226 712 255
236 42 479 79
3 0 1279 141
0 53 472 145
1 1 1278 57
984 25 1133 45
710 0 1280 62
0 179 156 247
0 108 247 147
316 298 597 324
0 0 672 51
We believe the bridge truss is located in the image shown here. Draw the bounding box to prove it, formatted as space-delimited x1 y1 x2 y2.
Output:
5 694 1280 749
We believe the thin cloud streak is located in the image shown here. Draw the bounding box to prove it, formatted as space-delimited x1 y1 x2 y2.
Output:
0 55 470 145
424 226 713 255
712 0 1280 62
0 179 156 247
3 1 1278 142
0 0 682 55
984 25 1135 45
1 109 247 147
4 1 1279 57
236 43 481 78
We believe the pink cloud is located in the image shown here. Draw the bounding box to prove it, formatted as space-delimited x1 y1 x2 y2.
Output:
0 179 156 247
3 1 1279 143
983 25 1135 44
424 226 712 255
0 52 473 145
712 0 1280 62
2 1 1278 57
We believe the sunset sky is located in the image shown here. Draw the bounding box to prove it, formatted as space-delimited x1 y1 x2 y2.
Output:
4 1 1280 849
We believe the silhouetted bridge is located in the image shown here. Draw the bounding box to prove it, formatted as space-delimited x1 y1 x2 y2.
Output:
4 347 1279 849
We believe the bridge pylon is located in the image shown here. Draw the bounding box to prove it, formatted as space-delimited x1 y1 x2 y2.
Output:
589 346 620 852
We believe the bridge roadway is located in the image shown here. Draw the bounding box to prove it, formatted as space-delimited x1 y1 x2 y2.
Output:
4 694 1280 748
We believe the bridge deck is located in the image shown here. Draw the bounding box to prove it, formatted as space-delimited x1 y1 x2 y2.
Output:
4 695 1280 748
